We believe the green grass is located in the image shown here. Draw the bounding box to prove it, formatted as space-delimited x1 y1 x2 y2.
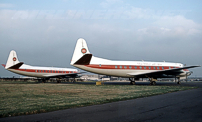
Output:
0 81 197 117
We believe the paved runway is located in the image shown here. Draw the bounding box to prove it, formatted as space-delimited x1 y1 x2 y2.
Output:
1 82 202 122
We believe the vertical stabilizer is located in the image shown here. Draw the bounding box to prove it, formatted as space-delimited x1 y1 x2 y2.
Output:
71 38 90 65
5 50 20 69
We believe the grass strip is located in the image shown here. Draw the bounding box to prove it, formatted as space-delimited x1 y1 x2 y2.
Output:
0 81 197 117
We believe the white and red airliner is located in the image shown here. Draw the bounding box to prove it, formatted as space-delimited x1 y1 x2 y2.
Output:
2 50 79 82
71 38 200 85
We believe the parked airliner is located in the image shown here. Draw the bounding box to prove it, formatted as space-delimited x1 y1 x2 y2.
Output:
71 38 200 85
2 50 79 83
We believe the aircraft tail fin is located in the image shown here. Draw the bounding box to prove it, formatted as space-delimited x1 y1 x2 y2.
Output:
71 38 91 65
5 50 20 69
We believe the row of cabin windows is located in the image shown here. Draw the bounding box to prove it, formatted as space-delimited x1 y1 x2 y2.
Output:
35 70 74 73
114 66 175 70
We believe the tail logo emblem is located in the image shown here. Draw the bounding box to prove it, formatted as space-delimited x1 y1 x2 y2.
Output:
81 48 87 54
13 57 16 61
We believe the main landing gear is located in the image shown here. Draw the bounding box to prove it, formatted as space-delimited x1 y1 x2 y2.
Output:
129 78 136 85
175 77 181 84
41 78 48 83
129 78 157 85
149 78 157 85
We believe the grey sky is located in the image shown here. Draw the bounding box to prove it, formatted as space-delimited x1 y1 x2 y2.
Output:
0 0 201 77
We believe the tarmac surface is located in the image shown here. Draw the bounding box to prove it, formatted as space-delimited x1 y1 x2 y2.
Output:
1 82 202 122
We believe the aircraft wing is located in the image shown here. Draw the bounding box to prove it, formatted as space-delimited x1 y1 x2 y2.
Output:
43 72 84 78
127 65 200 77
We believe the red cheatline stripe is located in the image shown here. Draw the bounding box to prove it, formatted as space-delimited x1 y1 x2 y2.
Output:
85 64 180 70
15 69 77 73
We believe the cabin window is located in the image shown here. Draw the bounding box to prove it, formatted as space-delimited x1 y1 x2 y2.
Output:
99 64 101 67
115 66 118 69
119 66 122 69
124 66 127 69
135 66 137 69
144 66 146 69
169 67 171 69
149 67 151 70
139 66 142 69
157 67 159 70
162 67 164 70
153 67 156 70
129 66 132 69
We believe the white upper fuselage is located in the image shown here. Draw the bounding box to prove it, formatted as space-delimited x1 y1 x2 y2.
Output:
7 64 78 78
73 56 187 78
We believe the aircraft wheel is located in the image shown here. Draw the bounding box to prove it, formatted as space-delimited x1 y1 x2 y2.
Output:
130 81 135 85
150 81 156 85
177 81 181 84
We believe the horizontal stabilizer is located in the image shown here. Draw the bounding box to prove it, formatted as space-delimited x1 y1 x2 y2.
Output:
1 64 6 68
8 62 24 69
74 54 92 65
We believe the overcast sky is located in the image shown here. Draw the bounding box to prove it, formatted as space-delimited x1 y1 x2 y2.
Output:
0 0 202 77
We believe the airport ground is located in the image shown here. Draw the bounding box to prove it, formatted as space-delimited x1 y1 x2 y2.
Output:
0 81 202 122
